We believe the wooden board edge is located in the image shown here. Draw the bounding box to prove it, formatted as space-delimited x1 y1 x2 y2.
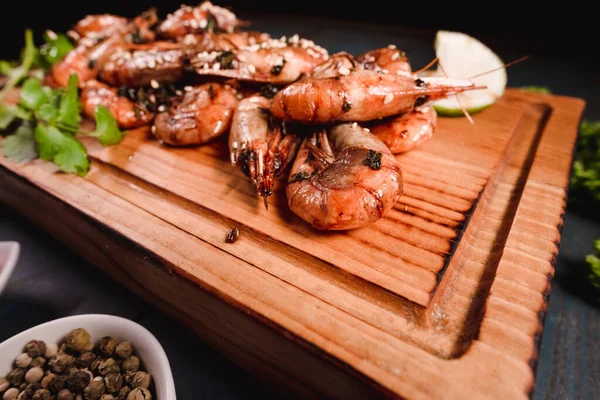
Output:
0 164 395 400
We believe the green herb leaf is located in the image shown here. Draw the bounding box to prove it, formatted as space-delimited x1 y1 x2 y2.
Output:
0 104 17 130
1 121 37 162
37 102 58 122
363 149 382 170
19 78 49 111
39 31 74 66
0 29 37 101
570 120 600 202
54 74 81 134
0 60 15 75
87 105 125 146
520 86 552 95
586 239 600 295
34 124 89 176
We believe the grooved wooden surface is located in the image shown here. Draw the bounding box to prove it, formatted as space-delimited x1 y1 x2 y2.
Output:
0 88 585 399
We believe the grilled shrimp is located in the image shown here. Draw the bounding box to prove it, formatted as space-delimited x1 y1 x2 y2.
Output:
357 46 412 76
70 14 128 41
309 51 358 79
81 80 155 129
367 106 437 154
270 70 484 124
99 42 185 87
51 34 125 87
152 83 239 146
286 123 403 230
158 1 244 39
183 31 271 53
229 95 300 203
189 35 329 84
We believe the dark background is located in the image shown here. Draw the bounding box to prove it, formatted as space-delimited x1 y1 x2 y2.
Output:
0 0 595 60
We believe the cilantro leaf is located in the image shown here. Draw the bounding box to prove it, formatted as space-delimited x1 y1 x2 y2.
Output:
586 239 600 295
39 31 74 66
0 29 36 101
54 74 81 133
34 124 89 176
20 78 49 110
87 105 125 146
37 102 58 122
0 104 17 129
1 121 37 162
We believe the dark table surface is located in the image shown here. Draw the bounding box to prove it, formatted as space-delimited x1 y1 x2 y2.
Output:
1 11 599 400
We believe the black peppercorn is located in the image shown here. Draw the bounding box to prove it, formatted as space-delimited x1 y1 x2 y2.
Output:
67 371 91 393
120 356 139 373
114 343 132 359
21 382 42 398
126 387 151 400
75 352 97 370
98 359 119 376
117 386 131 400
32 388 52 400
40 373 56 389
56 389 75 400
48 353 75 374
129 373 150 390
6 368 26 386
84 379 106 400
104 374 122 394
25 340 47 358
30 357 47 369
95 337 117 358
48 375 68 394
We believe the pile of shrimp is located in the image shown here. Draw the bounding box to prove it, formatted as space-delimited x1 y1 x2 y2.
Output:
49 1 486 231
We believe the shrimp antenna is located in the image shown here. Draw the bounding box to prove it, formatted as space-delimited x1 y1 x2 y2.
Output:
437 61 475 125
414 57 439 75
468 55 530 79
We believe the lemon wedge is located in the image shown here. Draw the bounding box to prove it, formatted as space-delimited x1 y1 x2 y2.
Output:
422 30 507 116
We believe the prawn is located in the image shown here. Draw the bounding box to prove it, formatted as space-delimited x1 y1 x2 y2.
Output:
158 1 245 39
181 31 271 52
152 82 239 146
98 42 185 87
357 46 412 76
81 80 155 129
270 70 485 124
189 35 329 84
286 123 403 230
51 34 126 88
366 105 437 154
309 51 358 79
229 95 300 205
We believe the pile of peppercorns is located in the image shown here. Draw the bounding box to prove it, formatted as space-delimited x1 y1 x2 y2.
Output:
0 328 155 400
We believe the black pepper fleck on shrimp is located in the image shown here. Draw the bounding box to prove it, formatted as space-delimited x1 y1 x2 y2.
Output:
181 31 271 53
157 1 246 39
189 35 329 84
81 80 156 129
229 95 301 207
270 69 486 124
286 123 403 231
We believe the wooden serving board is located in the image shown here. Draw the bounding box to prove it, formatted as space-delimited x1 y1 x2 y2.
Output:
0 88 585 399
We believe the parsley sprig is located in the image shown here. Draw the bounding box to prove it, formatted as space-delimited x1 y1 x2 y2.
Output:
0 30 124 176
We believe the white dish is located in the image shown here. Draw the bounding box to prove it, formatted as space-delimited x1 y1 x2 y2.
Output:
0 241 20 296
0 314 176 399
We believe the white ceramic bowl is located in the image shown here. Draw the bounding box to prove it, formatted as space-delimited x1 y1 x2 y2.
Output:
0 314 176 399
0 241 20 296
